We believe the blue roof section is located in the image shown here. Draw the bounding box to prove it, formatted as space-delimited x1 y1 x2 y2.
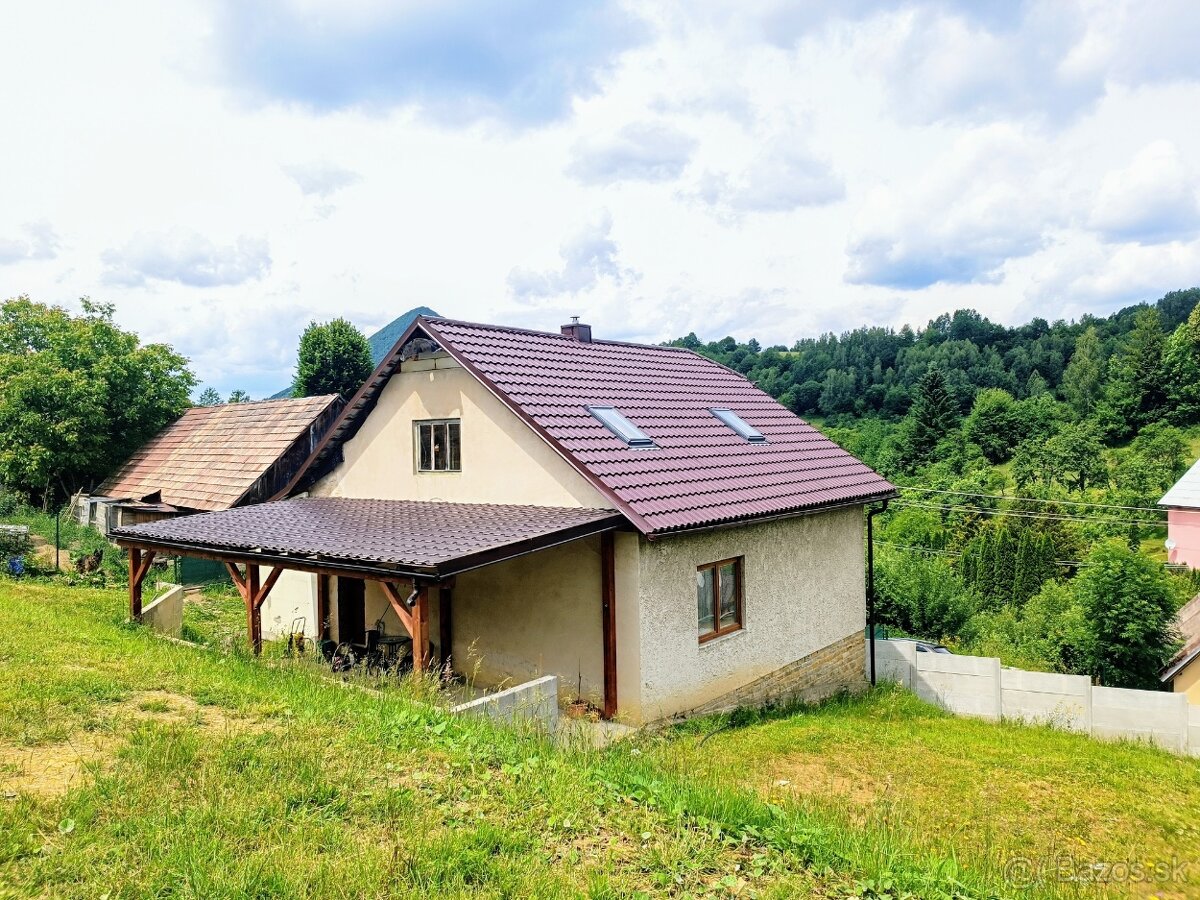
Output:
269 306 440 399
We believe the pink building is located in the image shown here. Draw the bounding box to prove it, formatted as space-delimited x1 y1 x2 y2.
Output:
1161 459 1200 569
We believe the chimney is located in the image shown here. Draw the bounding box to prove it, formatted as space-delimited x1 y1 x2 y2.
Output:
560 316 593 343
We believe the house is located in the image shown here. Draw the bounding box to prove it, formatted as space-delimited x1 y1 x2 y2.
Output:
1161 593 1200 703
112 317 895 723
1160 458 1200 569
79 395 344 534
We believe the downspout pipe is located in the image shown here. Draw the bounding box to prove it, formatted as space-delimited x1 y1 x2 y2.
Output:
866 500 889 686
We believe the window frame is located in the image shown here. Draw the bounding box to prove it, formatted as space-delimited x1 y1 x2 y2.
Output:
414 418 462 473
696 556 744 643
586 405 657 448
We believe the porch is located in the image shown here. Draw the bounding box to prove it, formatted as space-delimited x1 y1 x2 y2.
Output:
112 497 626 718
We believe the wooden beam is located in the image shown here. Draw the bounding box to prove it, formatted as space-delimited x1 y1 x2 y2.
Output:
225 562 248 599
129 548 142 620
379 581 414 637
438 585 453 670
412 585 429 674
316 574 330 641
252 566 283 611
129 548 157 622
247 564 262 655
601 531 617 720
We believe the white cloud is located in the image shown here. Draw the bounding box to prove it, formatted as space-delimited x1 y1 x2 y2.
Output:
101 231 271 288
1090 141 1200 245
283 161 362 198
507 210 635 299
691 135 844 214
845 126 1062 289
567 122 697 185
0 221 60 265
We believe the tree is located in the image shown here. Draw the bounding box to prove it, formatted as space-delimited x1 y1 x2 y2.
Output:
0 296 194 506
1163 303 1200 425
197 387 222 406
227 390 251 404
1074 540 1182 689
1062 326 1104 416
885 366 958 473
963 388 1021 463
293 318 373 399
1097 308 1167 437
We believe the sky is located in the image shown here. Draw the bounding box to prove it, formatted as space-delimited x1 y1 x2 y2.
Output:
3 0 1200 398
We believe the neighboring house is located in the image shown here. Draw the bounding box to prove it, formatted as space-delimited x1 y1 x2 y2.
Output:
1161 458 1200 569
267 306 439 399
1162 593 1200 704
79 395 344 534
113 317 895 724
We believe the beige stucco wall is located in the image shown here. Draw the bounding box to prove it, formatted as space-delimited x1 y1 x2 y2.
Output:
636 504 866 721
260 569 317 641
1174 658 1200 705
311 356 610 509
453 531 642 720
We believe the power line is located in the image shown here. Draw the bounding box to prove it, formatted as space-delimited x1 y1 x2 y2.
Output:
873 540 1087 567
891 500 1166 529
896 486 1166 515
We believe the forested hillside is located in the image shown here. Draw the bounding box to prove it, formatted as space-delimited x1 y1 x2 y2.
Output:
672 288 1200 688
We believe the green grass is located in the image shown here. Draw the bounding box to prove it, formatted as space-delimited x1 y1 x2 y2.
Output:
1 581 1198 898
652 693 1200 896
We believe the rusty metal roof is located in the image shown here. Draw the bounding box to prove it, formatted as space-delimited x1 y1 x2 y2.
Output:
296 317 895 535
97 395 342 512
112 497 625 578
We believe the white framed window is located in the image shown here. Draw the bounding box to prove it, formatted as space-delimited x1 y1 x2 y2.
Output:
415 419 461 472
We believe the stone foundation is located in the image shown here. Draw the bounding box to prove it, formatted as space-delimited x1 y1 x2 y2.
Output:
682 631 865 718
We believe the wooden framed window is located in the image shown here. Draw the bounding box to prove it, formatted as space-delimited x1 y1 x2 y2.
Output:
697 557 743 642
415 419 461 472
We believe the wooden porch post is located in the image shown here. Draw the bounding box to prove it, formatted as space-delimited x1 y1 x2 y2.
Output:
601 531 617 720
438 584 453 670
247 564 262 655
128 547 156 622
412 584 430 674
316 573 330 641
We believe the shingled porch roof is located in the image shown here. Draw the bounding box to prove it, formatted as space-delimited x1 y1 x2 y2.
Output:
111 497 626 579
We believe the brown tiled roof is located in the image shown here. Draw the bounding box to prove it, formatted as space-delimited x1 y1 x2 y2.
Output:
1163 592 1200 681
297 317 895 535
112 497 624 578
98 395 342 512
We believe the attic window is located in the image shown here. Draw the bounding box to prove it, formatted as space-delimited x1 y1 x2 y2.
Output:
710 408 766 443
587 406 656 448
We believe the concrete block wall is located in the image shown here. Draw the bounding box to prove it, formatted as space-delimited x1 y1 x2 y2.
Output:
685 630 866 718
876 639 1198 756
141 584 184 638
452 674 559 733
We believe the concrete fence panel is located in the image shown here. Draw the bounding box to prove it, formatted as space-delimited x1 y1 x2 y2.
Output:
1092 686 1188 752
913 652 1002 720
1001 668 1091 732
872 639 915 688
1189 706 1200 758
452 675 559 733
141 584 184 638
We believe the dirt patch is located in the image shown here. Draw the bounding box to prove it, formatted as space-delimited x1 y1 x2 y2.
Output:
0 692 266 800
0 732 117 799
762 757 882 807
28 535 64 572
118 690 265 733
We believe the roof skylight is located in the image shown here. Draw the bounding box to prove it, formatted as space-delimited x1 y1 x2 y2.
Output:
587 406 656 448
710 408 766 443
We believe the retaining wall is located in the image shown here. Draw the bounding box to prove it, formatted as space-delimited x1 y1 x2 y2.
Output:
451 675 559 733
876 639 1197 756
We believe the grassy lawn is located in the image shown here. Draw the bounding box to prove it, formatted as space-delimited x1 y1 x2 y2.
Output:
1 580 1198 898
653 694 1200 897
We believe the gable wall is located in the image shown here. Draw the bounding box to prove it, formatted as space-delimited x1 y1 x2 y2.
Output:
310 357 611 509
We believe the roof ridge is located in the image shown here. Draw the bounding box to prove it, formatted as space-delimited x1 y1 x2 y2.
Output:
423 315 701 355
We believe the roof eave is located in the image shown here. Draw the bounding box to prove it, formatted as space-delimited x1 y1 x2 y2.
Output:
643 489 898 539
